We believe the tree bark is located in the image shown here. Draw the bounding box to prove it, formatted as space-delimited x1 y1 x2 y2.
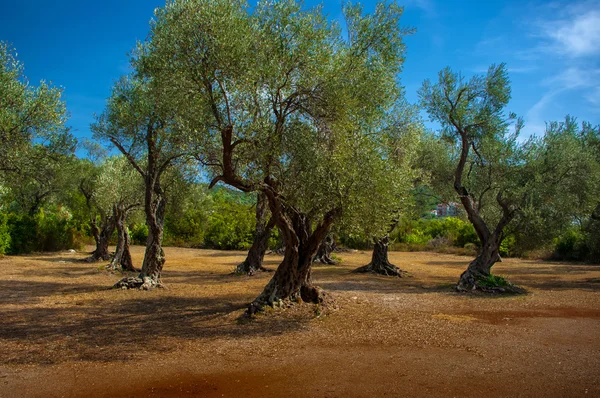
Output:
113 175 167 290
314 234 337 265
456 238 500 291
108 205 138 273
234 193 275 275
353 234 407 277
247 187 338 315
85 215 115 262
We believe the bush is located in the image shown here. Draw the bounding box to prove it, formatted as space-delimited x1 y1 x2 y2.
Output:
3 208 85 255
6 213 37 254
130 223 148 245
36 208 84 252
478 274 511 288
554 228 588 261
0 213 10 255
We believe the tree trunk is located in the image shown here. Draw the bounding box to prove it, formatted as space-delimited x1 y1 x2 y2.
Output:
247 191 338 315
353 234 407 277
85 216 115 262
108 205 137 273
314 233 336 265
234 193 275 275
456 239 499 291
114 178 166 290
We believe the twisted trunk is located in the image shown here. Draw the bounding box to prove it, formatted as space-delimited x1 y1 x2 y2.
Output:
114 175 166 290
86 216 115 262
314 234 336 265
354 234 406 277
248 188 337 314
234 193 275 275
448 125 523 293
108 205 137 273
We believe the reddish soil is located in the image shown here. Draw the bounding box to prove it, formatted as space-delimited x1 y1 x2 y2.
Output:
1 246 599 397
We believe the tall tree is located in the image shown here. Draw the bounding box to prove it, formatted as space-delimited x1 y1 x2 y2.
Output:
92 76 192 289
419 64 580 292
141 0 413 312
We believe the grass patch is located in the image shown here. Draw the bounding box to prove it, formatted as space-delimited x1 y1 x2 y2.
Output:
477 274 511 288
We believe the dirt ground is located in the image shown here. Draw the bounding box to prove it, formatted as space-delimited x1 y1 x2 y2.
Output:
0 246 599 397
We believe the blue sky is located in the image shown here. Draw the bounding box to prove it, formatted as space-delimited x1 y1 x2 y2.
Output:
1 0 599 154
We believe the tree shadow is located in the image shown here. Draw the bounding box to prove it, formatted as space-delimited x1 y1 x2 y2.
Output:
0 280 108 304
0 292 310 365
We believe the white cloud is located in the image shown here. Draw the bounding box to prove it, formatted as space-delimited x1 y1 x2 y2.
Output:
539 4 600 57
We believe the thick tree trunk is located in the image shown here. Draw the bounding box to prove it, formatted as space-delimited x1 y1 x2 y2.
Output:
247 190 338 315
456 239 500 291
85 217 115 262
108 206 137 273
114 178 166 290
234 193 275 275
353 234 407 277
456 236 523 293
314 234 336 265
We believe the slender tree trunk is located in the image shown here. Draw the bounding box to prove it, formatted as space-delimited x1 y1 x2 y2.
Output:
248 190 337 314
114 178 166 290
108 205 137 272
314 234 337 265
86 216 115 262
234 193 275 275
353 234 407 277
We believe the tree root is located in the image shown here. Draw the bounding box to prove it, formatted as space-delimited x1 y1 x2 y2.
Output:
105 263 141 273
232 262 273 276
246 284 332 316
353 262 408 277
112 276 166 290
456 272 526 294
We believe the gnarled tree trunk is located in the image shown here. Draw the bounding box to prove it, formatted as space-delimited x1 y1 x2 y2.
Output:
314 234 336 265
86 215 115 262
114 177 166 290
354 234 406 277
108 204 138 273
234 193 275 275
247 188 338 314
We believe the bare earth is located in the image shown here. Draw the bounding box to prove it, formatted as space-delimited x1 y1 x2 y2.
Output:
0 246 599 397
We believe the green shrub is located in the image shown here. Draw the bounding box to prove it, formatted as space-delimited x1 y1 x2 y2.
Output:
0 213 10 255
6 213 37 254
35 208 82 252
478 274 511 288
554 228 588 261
130 223 148 245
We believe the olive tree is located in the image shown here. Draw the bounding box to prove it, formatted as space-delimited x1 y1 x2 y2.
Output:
419 64 588 292
0 42 74 174
352 102 423 277
141 0 413 311
93 156 143 271
92 76 192 289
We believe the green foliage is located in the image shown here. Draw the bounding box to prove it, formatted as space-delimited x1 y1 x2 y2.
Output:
477 274 511 288
6 213 37 254
130 223 148 245
203 192 255 250
0 42 75 173
391 217 479 249
553 228 589 261
2 207 85 255
0 213 10 255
